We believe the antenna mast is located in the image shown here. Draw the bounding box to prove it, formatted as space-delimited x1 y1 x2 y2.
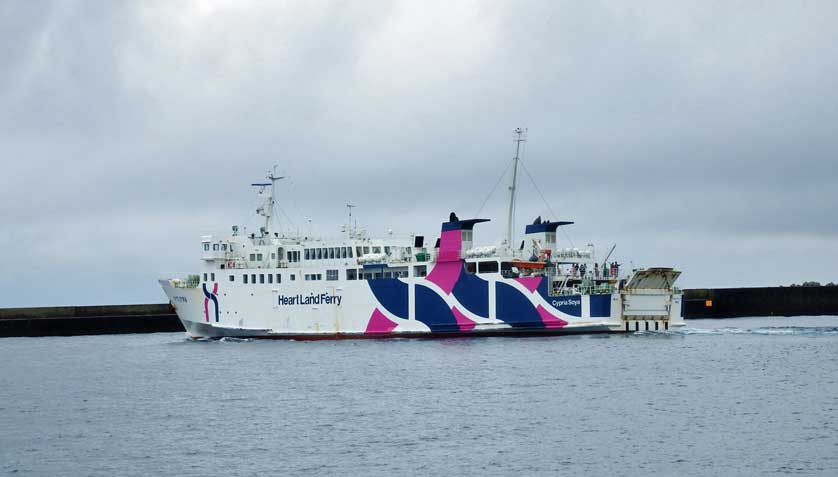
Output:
506 128 527 253
253 165 285 236
346 203 357 237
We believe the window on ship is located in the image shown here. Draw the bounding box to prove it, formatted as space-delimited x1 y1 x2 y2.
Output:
203 243 210 251
243 274 248 284
251 274 256 284
478 261 499 274
414 265 427 277
229 275 234 282
211 273 215 281
346 269 357 280
465 262 476 274
327 270 338 281
268 274 273 284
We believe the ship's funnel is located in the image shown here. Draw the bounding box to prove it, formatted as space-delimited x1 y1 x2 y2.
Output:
438 216 490 262
524 219 573 251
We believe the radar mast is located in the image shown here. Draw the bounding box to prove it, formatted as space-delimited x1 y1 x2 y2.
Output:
506 128 527 253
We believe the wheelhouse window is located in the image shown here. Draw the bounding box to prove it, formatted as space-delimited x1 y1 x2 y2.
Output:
327 269 338 281
305 249 310 260
316 248 322 260
213 244 219 251
372 246 381 254
356 246 362 257
348 247 353 258
478 261 499 274
203 243 210 251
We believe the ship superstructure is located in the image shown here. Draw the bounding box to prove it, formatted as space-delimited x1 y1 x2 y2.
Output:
160 130 683 339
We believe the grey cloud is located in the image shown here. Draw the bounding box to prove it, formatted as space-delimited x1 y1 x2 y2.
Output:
1 0 837 306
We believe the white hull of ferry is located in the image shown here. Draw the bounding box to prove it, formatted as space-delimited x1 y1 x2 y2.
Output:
160 271 683 340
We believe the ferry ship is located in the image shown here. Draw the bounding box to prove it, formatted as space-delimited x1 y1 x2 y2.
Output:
160 129 683 339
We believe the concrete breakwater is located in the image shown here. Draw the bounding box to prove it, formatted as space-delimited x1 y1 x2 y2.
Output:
0 304 182 337
2 286 837 337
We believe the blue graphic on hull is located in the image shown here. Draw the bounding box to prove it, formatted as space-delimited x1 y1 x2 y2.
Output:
367 278 409 319
496 282 543 329
452 272 489 318
415 284 459 332
590 294 612 318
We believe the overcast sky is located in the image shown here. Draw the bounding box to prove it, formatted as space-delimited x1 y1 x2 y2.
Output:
1 0 836 307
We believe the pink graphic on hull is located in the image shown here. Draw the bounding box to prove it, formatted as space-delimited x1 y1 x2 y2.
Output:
451 306 477 332
515 276 543 293
425 262 462 295
365 308 398 334
537 305 569 329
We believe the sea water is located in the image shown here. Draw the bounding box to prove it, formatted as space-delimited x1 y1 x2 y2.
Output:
2 316 837 476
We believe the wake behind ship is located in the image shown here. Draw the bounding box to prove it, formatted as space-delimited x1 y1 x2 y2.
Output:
160 130 683 339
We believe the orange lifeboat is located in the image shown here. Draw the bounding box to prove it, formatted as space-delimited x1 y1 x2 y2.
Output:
509 259 546 270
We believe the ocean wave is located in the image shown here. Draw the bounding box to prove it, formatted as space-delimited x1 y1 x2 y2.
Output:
675 326 838 336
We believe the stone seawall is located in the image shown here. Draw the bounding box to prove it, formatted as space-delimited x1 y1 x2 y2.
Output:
683 286 838 318
0 304 183 337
